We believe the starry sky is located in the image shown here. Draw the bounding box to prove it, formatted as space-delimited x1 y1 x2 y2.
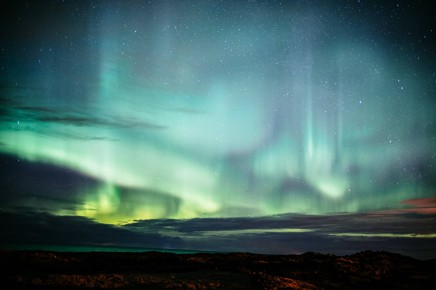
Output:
1 0 435 258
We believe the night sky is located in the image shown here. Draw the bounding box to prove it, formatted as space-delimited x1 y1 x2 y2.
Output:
1 0 435 258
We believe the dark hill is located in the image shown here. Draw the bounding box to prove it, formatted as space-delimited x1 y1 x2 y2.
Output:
1 250 435 289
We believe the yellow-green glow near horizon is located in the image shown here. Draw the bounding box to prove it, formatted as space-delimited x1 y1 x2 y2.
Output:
197 228 314 236
0 1 435 225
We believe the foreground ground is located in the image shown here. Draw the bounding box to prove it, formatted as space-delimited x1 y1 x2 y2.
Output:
1 250 435 289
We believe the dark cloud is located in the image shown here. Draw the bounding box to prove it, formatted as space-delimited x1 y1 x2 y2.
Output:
0 97 166 132
34 111 166 130
127 212 436 236
124 212 436 259
48 131 118 142
0 153 99 212
37 115 104 126
0 210 182 250
0 153 96 193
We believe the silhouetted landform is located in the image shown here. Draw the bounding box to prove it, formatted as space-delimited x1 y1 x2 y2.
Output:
1 250 435 289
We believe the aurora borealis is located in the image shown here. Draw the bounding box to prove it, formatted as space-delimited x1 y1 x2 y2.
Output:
1 1 435 257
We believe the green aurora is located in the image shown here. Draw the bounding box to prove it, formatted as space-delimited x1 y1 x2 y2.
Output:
0 1 435 228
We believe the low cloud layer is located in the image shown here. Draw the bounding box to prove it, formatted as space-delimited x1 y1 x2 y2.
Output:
1 207 435 259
